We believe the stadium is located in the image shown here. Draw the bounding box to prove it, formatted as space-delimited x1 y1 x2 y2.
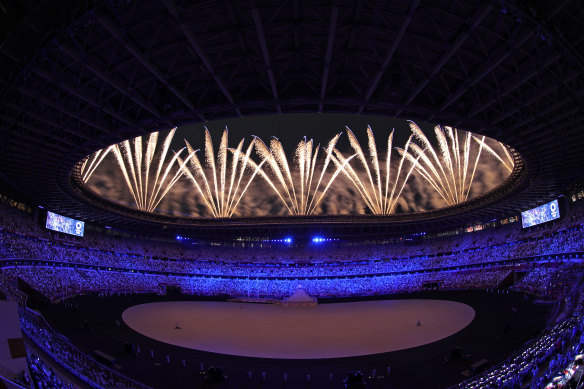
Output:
1 0 584 388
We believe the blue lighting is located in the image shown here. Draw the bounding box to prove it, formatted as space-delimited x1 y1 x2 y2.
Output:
312 236 339 243
265 237 293 244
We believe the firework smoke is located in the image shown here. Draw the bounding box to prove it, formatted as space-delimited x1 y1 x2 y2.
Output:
252 134 356 215
79 121 513 217
332 126 422 215
111 128 195 212
400 121 513 206
472 136 515 173
181 128 267 218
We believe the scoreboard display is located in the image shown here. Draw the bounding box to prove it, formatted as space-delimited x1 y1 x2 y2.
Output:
521 199 560 228
45 211 85 237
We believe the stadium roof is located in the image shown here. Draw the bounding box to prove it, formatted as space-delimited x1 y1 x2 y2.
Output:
0 0 583 237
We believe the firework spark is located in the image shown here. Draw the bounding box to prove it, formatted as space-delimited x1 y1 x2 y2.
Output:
111 128 195 212
252 134 356 215
472 136 515 173
400 121 511 206
79 146 114 183
181 128 267 218
332 126 422 215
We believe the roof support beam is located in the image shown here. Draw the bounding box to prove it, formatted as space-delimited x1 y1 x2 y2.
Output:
519 106 583 137
163 0 242 118
468 52 562 118
397 3 492 115
252 9 281 113
357 0 420 114
492 70 579 125
549 0 572 18
32 66 136 128
16 88 107 141
0 114 75 151
433 29 534 116
184 96 437 120
96 14 205 121
59 43 167 123
508 94 583 133
1 140 66 163
503 72 584 133
318 7 338 113
6 107 93 147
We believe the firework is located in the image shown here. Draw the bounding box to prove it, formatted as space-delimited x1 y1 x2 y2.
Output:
472 136 515 173
332 126 422 215
79 121 513 217
78 146 114 183
111 128 195 212
181 128 267 218
252 134 356 215
400 121 512 206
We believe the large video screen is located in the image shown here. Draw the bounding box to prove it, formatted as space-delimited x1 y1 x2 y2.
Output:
45 211 85 237
521 199 560 228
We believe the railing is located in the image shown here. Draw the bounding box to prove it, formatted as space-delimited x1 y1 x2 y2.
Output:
20 307 151 389
449 317 575 388
449 278 584 389
0 277 151 389
0 364 30 388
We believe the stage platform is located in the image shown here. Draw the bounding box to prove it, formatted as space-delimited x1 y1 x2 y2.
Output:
122 299 475 359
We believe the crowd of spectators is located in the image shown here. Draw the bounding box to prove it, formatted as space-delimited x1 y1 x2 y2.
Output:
459 284 584 389
513 266 560 294
1 198 584 299
2 198 584 388
0 265 511 299
460 315 584 389
26 349 73 389
20 307 148 389
1 223 584 281
1 199 584 267
512 263 583 297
